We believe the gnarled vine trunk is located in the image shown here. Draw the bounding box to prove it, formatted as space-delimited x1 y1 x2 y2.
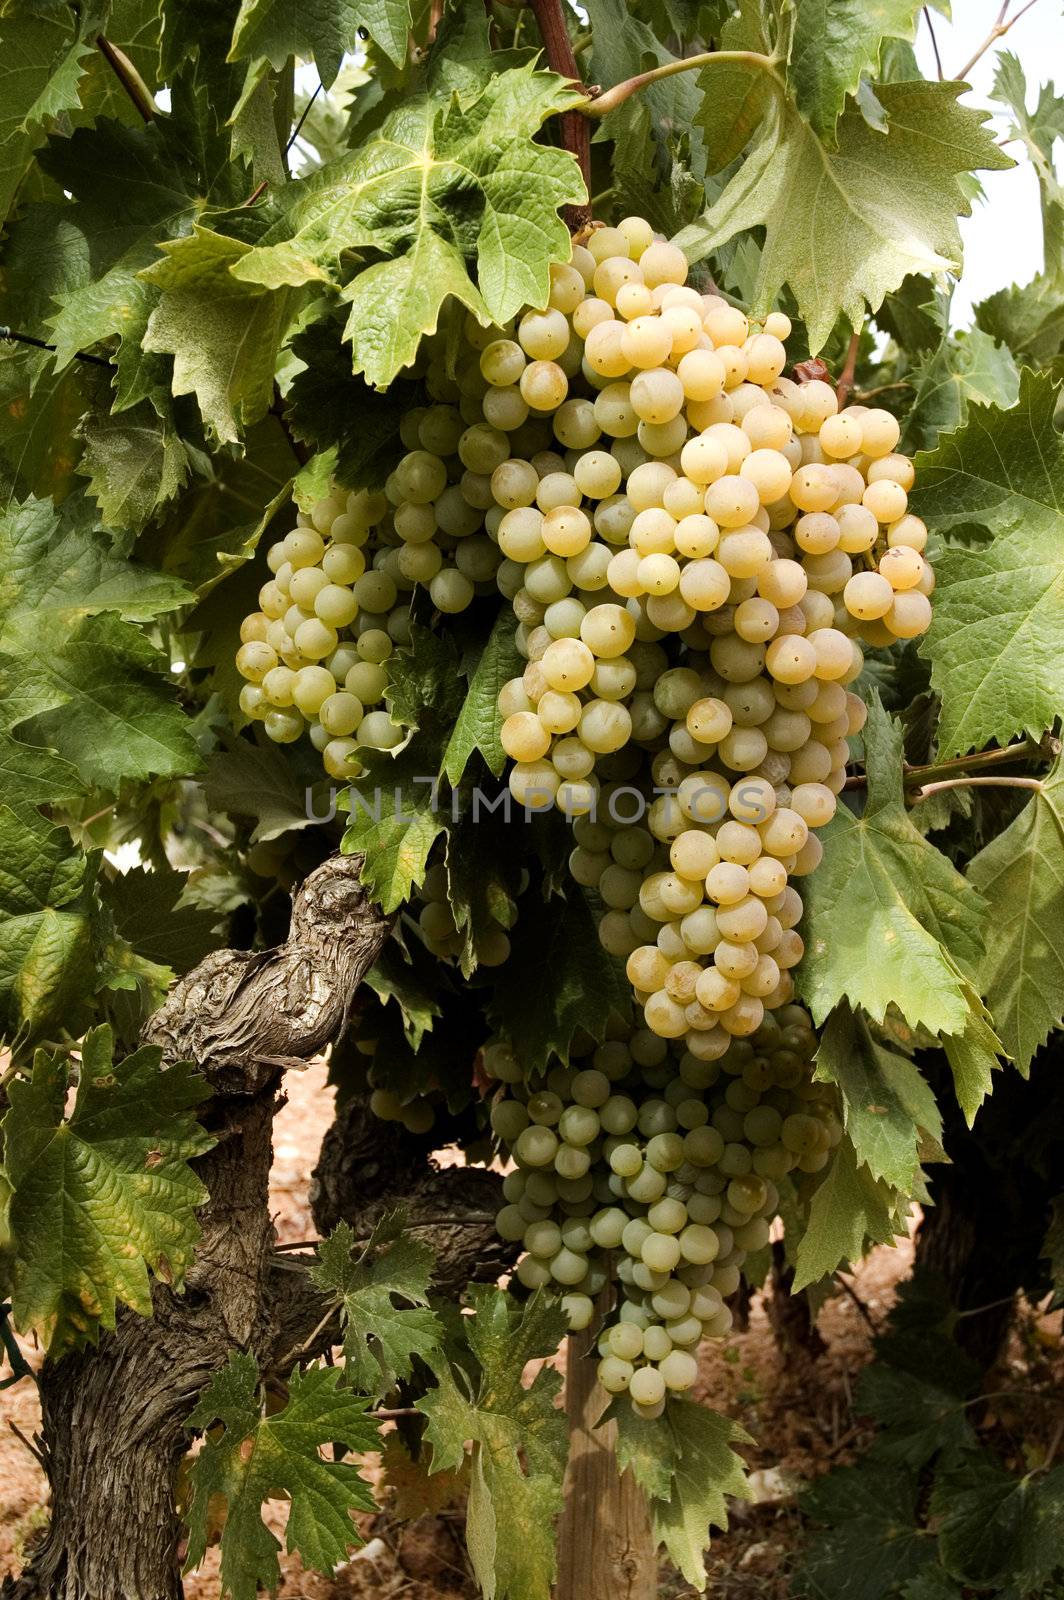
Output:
5 854 508 1600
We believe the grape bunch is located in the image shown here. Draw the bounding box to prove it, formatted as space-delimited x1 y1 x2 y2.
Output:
485 1009 839 1415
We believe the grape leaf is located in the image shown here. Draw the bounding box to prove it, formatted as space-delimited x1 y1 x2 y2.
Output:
0 807 96 1048
797 697 988 1036
790 0 923 141
677 80 1010 350
792 1135 903 1291
441 607 525 786
203 738 323 843
417 1287 569 1600
798 1463 934 1600
904 325 1020 453
231 63 586 386
341 746 447 913
975 275 1064 368
364 938 442 1050
941 989 1005 1125
230 0 411 89
310 1216 443 1401
815 1003 943 1192
992 53 1064 286
488 886 631 1073
445 809 519 977
0 8 93 223
100 866 224 977
912 370 1064 756
2 1025 213 1352
78 403 190 534
184 1352 379 1600
0 497 199 786
0 347 90 503
142 226 295 445
284 318 414 489
857 1364 974 1469
610 1397 751 1589
966 756 1064 1074
932 1453 1064 1596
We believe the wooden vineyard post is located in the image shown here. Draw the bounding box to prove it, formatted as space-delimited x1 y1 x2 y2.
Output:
555 1328 657 1600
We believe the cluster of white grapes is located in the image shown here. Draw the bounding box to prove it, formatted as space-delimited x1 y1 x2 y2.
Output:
484 1009 840 1414
471 218 930 1408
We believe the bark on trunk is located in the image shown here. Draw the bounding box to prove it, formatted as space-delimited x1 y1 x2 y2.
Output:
554 1327 657 1600
6 855 392 1600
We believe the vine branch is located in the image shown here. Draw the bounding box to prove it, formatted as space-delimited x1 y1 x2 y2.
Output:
580 49 786 119
1 327 113 370
909 775 1044 803
843 735 1059 793
955 0 1043 82
836 329 861 408
529 0 592 229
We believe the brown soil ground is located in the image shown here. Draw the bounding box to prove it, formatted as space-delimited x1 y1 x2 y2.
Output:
3 1062 1060 1598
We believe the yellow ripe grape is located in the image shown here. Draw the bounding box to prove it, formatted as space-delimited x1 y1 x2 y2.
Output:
687 394 735 430
541 636 596 691
676 347 726 402
704 476 761 528
498 507 547 562
835 503 878 553
630 367 685 423
829 462 866 509
293 665 339 716
748 856 788 898
518 307 570 360
704 305 749 347
639 240 689 288
584 320 632 377
548 260 586 314
673 513 719 560
744 333 787 385
259 581 288 619
240 611 270 644
264 706 305 744
790 463 839 513
819 413 863 459
607 548 644 596
630 507 677 556
572 296 614 338
618 214 655 257
868 451 915 490
863 478 908 524
322 544 367 585
715 939 759 979
594 383 639 438
740 448 792 503
660 304 703 354
803 548 853 594
262 665 297 706
501 711 552 762
621 315 674 369
696 966 741 1012
678 558 730 613
236 640 278 683
742 403 792 451
680 434 729 485
520 360 568 411
887 513 928 552
716 344 750 388
763 311 792 340
322 737 361 780
542 505 592 557
765 634 817 684
717 527 772 578
758 557 807 607
638 553 681 595
662 476 705 520
314 583 359 628
537 689 582 734
807 627 856 681
593 254 644 305
879 545 926 591
615 280 655 320
580 699 633 753
885 591 933 638
553 398 601 449
638 415 688 457
843 571 894 620
319 691 364 737
284 527 326 569
859 408 902 458
582 603 637 658
734 598 778 642
587 225 630 263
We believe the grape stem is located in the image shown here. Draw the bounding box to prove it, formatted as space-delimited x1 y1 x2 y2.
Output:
578 50 787 120
835 330 861 408
909 775 1044 803
0 326 114 371
844 735 1060 793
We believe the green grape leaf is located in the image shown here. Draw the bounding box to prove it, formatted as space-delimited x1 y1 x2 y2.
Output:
610 1397 751 1589
365 939 442 1049
284 318 414 489
202 738 323 843
141 226 295 445
342 746 447 913
857 1364 974 1469
0 8 93 222
0 347 90 503
932 1453 1064 1596
792 1136 902 1291
417 1287 569 1600
383 624 465 738
966 756 1064 1074
99 866 224 978
677 80 1011 350
815 1003 943 1192
0 808 96 1049
941 988 1005 1124
798 1463 934 1600
231 63 586 386
992 53 1064 287
975 274 1064 368
790 0 923 141
77 403 190 534
184 1352 379 1600
445 809 519 977
797 698 988 1036
1043 1194 1064 1303
904 325 1020 453
230 0 411 87
441 607 524 786
0 497 199 786
912 369 1064 756
2 1025 213 1352
488 886 631 1073
310 1217 442 1401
